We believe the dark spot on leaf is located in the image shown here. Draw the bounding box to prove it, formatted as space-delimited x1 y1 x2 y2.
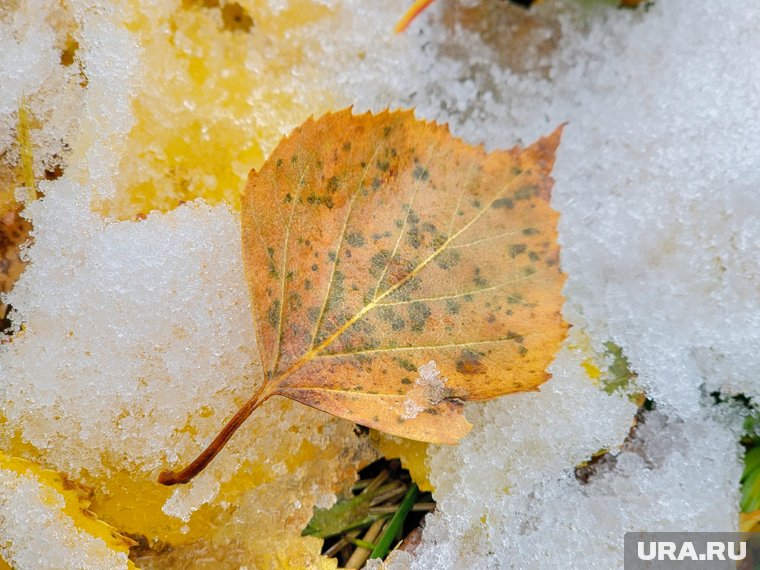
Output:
266 247 278 278
509 244 527 258
346 232 365 248
492 198 514 209
306 193 334 209
522 227 539 236
435 249 461 270
446 299 461 315
413 165 429 181
431 234 447 248
311 264 318 272
327 176 339 193
369 250 392 278
267 300 280 328
408 301 431 333
456 349 486 374
514 185 537 200
506 330 524 343
406 227 422 249
288 291 302 311
379 307 406 331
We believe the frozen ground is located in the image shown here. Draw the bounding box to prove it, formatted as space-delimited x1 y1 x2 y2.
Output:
0 0 757 568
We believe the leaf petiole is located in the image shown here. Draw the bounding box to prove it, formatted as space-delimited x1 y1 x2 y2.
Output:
158 385 272 485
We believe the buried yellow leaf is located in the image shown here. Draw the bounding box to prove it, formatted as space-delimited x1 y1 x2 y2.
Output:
0 453 138 569
160 108 567 485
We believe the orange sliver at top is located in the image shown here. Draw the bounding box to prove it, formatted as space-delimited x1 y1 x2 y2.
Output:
395 0 437 33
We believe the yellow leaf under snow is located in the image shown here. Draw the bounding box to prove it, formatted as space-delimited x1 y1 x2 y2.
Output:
371 431 433 492
0 453 138 570
740 509 760 532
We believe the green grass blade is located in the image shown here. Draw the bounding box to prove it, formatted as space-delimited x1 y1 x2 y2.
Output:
369 483 419 560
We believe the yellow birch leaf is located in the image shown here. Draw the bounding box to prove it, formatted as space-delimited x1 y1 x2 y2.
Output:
160 108 566 485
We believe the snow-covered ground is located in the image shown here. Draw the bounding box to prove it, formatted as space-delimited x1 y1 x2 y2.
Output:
1 1 757 568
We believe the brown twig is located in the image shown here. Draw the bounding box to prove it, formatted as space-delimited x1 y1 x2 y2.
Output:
345 518 387 569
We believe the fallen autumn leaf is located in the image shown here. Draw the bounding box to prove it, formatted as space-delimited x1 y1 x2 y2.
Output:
159 108 567 485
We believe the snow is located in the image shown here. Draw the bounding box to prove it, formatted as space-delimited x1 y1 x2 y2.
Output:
0 0 756 567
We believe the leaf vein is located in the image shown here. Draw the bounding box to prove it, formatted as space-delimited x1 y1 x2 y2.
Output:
450 227 524 250
320 336 524 359
270 164 309 376
309 145 382 350
375 275 529 307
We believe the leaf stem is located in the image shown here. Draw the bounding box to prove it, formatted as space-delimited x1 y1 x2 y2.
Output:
158 386 271 485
